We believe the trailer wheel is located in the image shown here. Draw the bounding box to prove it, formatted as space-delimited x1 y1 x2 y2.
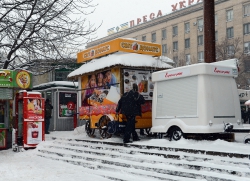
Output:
85 120 95 137
98 115 111 139
169 127 183 141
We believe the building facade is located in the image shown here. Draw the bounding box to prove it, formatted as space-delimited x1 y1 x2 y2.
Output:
86 0 250 86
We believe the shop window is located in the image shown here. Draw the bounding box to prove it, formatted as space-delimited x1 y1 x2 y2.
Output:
59 92 77 117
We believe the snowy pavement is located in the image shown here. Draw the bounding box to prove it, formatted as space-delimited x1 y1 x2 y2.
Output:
0 127 250 181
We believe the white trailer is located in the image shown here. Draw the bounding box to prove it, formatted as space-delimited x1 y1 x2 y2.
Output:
151 60 243 140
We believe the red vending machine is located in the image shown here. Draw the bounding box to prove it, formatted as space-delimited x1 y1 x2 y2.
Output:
15 90 45 149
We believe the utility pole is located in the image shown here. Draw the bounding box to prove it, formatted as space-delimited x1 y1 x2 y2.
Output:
203 0 216 63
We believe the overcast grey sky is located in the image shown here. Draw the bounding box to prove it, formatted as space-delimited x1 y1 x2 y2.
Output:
87 0 200 40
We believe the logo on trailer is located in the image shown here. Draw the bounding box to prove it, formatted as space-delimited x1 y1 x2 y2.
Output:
214 67 230 74
165 72 183 78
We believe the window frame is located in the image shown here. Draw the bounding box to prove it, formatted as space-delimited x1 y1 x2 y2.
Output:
227 45 235 56
198 35 203 46
198 51 204 62
197 19 203 28
162 29 167 40
185 38 190 49
185 22 190 33
151 32 156 42
173 41 178 51
244 4 250 16
226 9 233 22
173 26 178 36
162 44 167 54
244 42 250 54
215 14 218 25
244 23 250 35
185 54 191 65
227 27 234 39
142 35 146 41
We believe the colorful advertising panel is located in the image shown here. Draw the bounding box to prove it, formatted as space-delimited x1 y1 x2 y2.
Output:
26 121 42 144
123 69 154 100
77 38 161 63
0 129 6 149
26 98 43 120
81 68 120 107
59 92 77 117
0 69 32 89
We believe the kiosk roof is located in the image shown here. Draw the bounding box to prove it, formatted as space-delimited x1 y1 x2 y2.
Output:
68 52 172 78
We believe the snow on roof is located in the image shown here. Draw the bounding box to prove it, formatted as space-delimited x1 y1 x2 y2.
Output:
33 81 78 88
68 52 172 78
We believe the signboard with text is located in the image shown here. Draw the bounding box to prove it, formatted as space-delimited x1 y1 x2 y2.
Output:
0 69 32 89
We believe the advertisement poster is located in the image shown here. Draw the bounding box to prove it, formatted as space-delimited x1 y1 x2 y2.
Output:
59 92 77 117
0 69 32 89
27 98 43 120
27 122 42 144
81 68 120 106
123 69 154 100
0 129 6 148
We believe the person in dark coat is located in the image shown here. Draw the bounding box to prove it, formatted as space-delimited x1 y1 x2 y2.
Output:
116 83 145 144
45 99 53 134
241 108 246 123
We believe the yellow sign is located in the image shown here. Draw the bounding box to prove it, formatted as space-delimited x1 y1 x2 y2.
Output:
77 38 162 63
16 70 31 89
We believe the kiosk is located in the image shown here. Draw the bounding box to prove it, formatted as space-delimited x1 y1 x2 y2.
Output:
0 69 33 150
15 90 45 149
68 38 173 138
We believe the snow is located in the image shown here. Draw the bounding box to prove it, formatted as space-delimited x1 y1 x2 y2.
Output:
0 127 250 181
68 52 172 78
33 81 78 88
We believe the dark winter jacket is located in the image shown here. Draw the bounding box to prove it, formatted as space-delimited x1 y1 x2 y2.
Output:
116 90 145 116
45 102 53 119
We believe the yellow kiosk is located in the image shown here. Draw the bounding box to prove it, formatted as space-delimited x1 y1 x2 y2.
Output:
68 38 172 138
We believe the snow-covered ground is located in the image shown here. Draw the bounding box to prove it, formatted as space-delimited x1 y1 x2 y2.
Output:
0 126 250 181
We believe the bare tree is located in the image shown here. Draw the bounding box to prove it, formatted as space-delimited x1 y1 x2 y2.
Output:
215 36 250 88
0 0 100 75
178 51 187 67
